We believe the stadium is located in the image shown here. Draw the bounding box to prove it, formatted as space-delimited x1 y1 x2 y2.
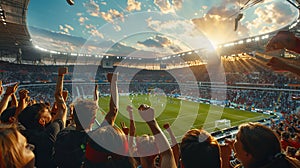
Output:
0 0 300 168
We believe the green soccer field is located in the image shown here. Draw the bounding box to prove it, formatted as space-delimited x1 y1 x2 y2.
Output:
96 94 270 140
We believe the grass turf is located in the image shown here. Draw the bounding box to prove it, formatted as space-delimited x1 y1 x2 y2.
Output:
97 94 270 139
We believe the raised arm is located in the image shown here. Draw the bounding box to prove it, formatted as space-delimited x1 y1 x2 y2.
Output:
10 93 18 108
94 84 99 102
52 67 68 127
102 72 119 126
163 123 180 166
138 106 177 168
0 83 18 114
14 89 30 119
126 105 136 152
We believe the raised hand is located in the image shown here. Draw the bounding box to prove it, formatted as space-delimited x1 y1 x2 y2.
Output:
138 104 154 122
107 72 118 83
163 123 170 129
5 82 18 96
58 67 68 76
126 105 133 119
0 83 19 114
224 138 235 150
62 90 68 101
19 89 30 101
120 122 129 135
14 89 30 119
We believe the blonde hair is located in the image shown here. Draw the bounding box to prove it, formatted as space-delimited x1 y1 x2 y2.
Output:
136 134 159 156
0 124 28 168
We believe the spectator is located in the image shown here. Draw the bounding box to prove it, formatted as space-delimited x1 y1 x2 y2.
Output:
280 131 297 151
0 107 16 124
180 129 222 168
54 99 98 168
84 125 136 168
0 82 18 114
83 73 137 168
0 89 30 125
227 122 300 168
135 134 159 168
286 146 298 158
0 124 35 168
122 104 161 168
18 67 68 168
137 105 177 168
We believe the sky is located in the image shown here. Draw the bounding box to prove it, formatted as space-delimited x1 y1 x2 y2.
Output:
27 0 299 58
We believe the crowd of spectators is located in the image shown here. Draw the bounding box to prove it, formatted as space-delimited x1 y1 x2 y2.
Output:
0 67 299 168
0 54 299 87
0 52 299 167
1 56 299 114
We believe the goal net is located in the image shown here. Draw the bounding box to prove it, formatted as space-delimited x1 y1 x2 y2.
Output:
215 119 231 129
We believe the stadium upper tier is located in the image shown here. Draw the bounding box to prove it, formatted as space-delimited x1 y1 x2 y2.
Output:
0 57 299 114
1 54 299 87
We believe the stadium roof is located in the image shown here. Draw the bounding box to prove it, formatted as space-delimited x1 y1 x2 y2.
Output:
0 0 31 51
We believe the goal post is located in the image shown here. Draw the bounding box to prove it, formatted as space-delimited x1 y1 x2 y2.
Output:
215 119 231 129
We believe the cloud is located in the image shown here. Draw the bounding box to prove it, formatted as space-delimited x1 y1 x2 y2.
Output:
246 1 296 35
126 0 142 12
59 24 74 35
192 15 250 45
259 24 278 34
113 25 122 32
88 29 104 39
155 35 172 47
83 0 101 17
85 24 96 29
78 16 89 25
152 0 184 13
101 9 124 23
189 0 252 44
153 0 175 13
146 17 212 51
138 37 164 48
137 35 184 55
65 24 74 31
29 26 136 55
202 6 208 10
172 0 183 10
206 1 238 17
81 22 104 39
